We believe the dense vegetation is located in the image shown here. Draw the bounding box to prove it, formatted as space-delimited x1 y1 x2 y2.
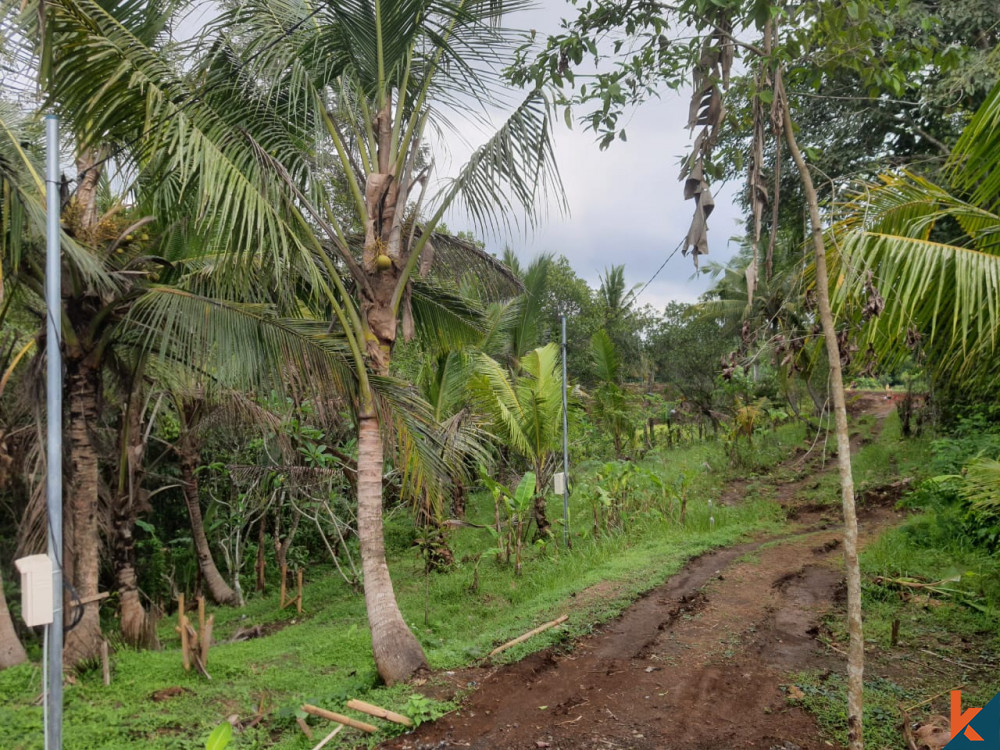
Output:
1 0 998 748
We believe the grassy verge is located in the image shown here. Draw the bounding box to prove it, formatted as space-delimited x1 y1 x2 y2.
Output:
0 424 806 750
785 414 1000 749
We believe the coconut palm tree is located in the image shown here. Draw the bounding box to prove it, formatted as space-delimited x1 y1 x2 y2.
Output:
191 0 563 683
5 0 562 681
832 80 1000 392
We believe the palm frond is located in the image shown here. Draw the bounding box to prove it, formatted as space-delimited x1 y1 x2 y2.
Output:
438 89 566 236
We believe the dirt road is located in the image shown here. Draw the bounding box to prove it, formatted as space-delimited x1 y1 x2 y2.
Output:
381 397 900 750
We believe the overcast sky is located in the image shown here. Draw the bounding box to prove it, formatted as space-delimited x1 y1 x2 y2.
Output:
175 1 746 311
434 2 745 311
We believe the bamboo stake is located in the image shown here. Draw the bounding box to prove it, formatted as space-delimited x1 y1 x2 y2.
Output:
177 594 190 671
489 614 569 658
201 613 214 667
301 704 377 733
296 569 303 614
280 564 288 608
903 685 964 714
311 724 344 750
296 717 314 740
100 640 110 686
346 699 412 726
198 596 205 637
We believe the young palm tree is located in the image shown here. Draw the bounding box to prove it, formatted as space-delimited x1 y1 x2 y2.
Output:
471 343 565 539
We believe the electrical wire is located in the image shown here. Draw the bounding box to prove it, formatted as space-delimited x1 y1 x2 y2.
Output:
633 238 684 301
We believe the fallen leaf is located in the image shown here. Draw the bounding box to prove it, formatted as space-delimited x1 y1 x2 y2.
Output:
787 685 805 701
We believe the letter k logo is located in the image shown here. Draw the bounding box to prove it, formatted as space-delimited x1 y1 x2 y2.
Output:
952 691 984 742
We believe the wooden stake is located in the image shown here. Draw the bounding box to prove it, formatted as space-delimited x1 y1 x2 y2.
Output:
198 596 206 638
311 724 344 750
201 613 214 667
280 564 288 608
296 569 303 614
100 640 110 686
296 716 314 740
178 594 190 672
903 685 964 713
489 614 568 658
346 699 412 727
890 618 900 647
301 704 377 733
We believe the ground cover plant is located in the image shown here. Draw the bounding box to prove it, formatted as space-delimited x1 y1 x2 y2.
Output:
0 425 795 748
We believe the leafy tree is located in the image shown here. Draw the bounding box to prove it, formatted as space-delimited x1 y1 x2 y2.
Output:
648 302 734 429
508 2 942 743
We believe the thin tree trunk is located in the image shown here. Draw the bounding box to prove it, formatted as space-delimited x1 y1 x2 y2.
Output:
115 394 157 649
255 518 267 593
274 508 301 574
0 566 27 669
113 502 154 648
357 414 427 685
805 371 826 416
178 446 240 607
63 360 103 667
779 72 864 750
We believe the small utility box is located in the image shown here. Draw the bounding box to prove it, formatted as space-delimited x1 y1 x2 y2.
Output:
14 554 53 627
553 472 567 495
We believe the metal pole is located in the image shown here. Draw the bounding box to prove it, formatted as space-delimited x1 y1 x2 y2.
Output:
45 114 63 750
561 314 570 547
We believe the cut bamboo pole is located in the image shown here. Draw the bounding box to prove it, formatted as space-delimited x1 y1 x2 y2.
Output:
346 699 412 726
489 614 568 658
296 716 314 740
279 564 288 608
301 704 377 733
201 613 214 667
311 724 344 750
198 596 205 637
100 640 110 686
296 569 303 614
177 594 190 671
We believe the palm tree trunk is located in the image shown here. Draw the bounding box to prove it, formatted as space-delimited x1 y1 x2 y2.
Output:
63 360 103 667
112 501 157 649
0 566 27 669
178 447 240 607
779 72 864 750
114 394 158 648
532 495 551 539
357 413 427 685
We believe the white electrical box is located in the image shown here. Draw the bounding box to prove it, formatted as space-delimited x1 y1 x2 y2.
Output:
14 554 53 627
553 472 567 495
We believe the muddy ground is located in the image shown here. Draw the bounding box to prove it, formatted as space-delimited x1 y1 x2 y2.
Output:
378 396 910 750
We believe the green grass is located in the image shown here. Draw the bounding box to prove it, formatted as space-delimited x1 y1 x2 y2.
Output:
790 524 1000 749
0 429 801 750
798 410 933 506
786 414 1000 749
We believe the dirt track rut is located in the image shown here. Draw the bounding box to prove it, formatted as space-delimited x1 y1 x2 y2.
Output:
380 397 900 750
